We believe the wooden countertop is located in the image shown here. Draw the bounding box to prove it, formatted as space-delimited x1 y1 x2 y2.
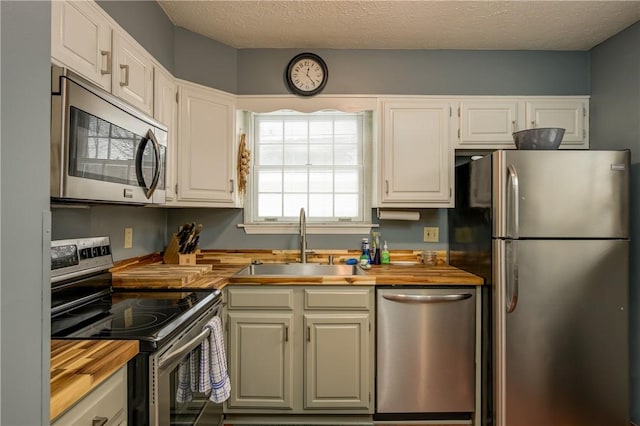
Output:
50 340 139 421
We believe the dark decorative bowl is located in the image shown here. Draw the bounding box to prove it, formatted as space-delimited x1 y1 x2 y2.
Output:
512 128 565 150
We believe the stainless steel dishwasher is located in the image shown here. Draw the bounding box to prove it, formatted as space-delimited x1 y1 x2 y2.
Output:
376 287 476 419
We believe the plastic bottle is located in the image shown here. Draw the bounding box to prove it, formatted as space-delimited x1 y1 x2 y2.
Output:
381 241 391 264
360 238 371 266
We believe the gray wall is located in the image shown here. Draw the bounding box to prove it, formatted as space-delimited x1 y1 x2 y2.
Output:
1 1 51 424
166 208 447 252
237 49 589 95
52 206 167 262
590 21 640 425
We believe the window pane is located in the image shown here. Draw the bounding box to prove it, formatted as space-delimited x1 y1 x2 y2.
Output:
309 121 333 144
309 170 333 192
335 194 359 217
309 194 333 217
283 171 307 192
283 194 307 216
259 120 283 143
258 194 282 216
258 170 282 192
335 170 359 192
284 121 307 144
260 145 283 165
335 120 357 137
309 144 333 165
284 144 307 165
334 144 358 165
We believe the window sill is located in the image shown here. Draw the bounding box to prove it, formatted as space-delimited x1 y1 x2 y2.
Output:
238 223 378 235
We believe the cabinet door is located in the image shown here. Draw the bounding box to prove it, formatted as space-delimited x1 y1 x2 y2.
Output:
304 314 371 410
51 0 112 91
227 313 294 409
526 99 588 148
154 67 178 202
380 100 452 206
111 32 154 115
458 99 524 148
177 82 236 204
52 367 126 426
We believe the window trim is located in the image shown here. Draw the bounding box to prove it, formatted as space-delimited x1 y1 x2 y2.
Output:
240 109 375 234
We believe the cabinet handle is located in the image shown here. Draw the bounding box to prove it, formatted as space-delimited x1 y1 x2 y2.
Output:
512 120 516 133
284 325 288 342
385 180 389 195
119 64 130 87
100 50 111 75
307 326 311 342
229 179 234 194
531 120 536 128
93 417 108 426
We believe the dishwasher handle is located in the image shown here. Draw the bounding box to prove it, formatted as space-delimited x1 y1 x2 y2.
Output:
382 293 473 304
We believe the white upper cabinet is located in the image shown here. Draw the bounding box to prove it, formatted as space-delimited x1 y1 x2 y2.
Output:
51 0 112 91
458 99 525 148
153 66 178 202
177 81 237 205
112 32 154 115
378 99 454 207
455 97 589 150
526 99 588 147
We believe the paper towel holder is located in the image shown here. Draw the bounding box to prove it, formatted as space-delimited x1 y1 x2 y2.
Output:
376 208 420 221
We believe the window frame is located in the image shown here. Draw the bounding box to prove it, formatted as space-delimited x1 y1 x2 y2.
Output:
240 109 374 235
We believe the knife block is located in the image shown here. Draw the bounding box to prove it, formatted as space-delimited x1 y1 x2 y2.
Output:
163 234 197 265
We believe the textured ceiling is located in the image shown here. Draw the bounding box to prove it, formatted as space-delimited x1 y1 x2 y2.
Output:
157 1 640 50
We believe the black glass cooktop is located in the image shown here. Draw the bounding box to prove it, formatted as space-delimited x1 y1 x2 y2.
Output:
51 290 221 352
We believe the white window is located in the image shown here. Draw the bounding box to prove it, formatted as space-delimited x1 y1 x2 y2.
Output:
242 110 373 234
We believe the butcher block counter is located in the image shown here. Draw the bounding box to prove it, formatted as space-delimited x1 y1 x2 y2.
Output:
50 340 139 421
111 261 483 288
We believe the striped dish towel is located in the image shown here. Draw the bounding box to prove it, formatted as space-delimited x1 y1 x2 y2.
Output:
198 316 231 403
176 356 193 403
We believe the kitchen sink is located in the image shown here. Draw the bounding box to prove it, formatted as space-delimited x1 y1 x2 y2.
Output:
234 263 366 276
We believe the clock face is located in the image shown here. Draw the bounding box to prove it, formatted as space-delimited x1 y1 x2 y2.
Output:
286 53 328 96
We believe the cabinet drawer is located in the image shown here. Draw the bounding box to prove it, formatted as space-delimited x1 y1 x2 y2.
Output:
228 288 294 310
52 367 126 425
304 288 371 310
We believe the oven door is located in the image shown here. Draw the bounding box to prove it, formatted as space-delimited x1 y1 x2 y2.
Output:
151 304 224 426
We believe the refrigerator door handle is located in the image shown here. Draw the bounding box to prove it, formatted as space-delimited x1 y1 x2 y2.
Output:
507 164 519 238
506 240 519 313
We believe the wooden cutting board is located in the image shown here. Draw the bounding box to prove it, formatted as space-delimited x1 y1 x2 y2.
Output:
112 264 213 287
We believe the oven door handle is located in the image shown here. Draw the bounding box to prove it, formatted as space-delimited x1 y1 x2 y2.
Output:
159 327 210 371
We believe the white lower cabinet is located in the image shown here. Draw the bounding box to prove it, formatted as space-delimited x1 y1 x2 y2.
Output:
52 367 127 426
224 286 374 416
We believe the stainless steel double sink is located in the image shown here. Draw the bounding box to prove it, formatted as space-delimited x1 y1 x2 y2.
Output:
234 263 366 276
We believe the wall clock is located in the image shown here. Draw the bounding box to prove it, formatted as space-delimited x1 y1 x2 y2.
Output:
285 52 328 97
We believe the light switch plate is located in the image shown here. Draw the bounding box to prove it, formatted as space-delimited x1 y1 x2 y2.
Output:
423 227 439 242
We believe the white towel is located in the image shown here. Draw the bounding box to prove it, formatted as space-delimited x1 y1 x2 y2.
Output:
198 316 231 403
176 356 193 403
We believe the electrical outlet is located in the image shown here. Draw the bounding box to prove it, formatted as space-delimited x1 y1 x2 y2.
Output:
124 227 133 248
423 227 439 242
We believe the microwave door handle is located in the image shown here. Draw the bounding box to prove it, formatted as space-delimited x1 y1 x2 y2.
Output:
135 130 161 199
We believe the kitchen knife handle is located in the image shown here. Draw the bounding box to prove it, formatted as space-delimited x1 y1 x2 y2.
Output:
506 240 519 313
507 164 519 238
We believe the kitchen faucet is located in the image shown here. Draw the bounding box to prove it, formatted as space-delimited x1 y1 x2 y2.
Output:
299 207 307 263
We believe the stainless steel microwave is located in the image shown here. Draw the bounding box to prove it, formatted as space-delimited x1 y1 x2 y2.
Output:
51 65 167 205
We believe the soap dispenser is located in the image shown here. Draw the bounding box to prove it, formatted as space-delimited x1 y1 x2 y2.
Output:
381 241 390 264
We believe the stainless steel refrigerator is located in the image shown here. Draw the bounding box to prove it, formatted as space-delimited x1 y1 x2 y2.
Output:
449 149 630 426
